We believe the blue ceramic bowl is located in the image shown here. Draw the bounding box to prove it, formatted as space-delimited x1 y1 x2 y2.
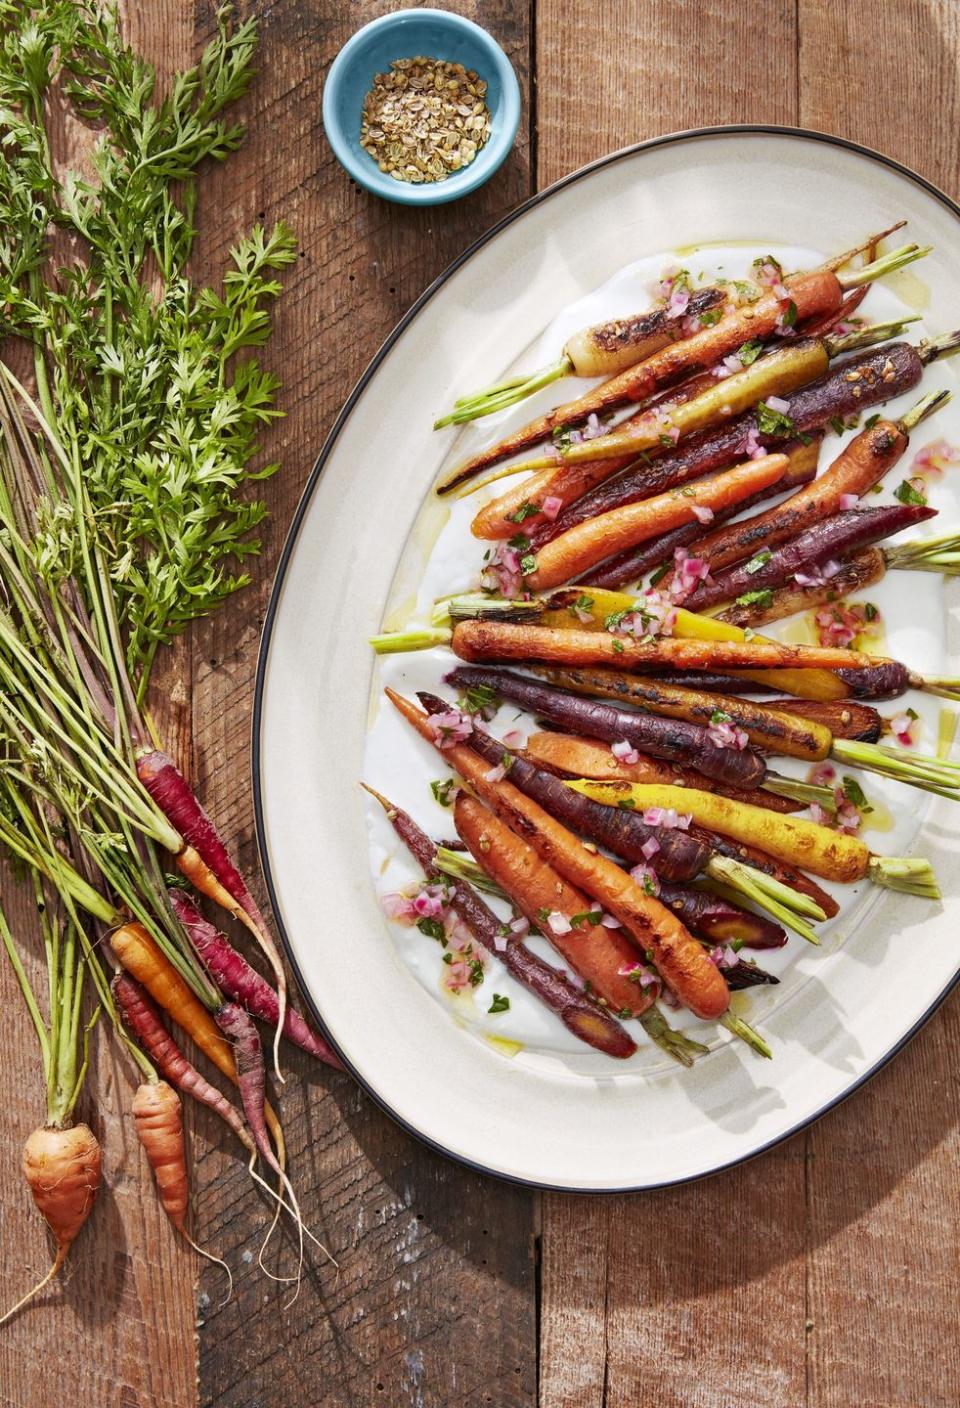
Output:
323 9 521 206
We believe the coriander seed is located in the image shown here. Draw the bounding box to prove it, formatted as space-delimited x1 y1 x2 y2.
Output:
359 56 492 184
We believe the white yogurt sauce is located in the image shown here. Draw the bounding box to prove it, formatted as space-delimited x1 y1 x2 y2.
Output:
363 243 959 1063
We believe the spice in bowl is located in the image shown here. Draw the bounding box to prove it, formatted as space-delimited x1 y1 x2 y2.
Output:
359 56 492 185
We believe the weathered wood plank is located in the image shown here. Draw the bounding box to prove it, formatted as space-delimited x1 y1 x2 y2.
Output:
186 3 539 1405
0 7 198 1407
535 0 798 190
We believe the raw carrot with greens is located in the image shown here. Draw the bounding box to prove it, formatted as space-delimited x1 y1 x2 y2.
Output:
0 1125 102 1327
132 1081 189 1231
567 780 939 895
454 793 660 1018
438 243 927 491
386 688 730 1019
112 972 255 1153
525 454 789 591
364 785 637 1057
168 889 343 1070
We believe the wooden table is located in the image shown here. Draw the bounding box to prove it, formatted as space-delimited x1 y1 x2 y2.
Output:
2 3 960 1404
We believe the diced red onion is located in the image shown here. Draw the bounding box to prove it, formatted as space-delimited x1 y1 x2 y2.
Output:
691 504 714 525
541 494 563 521
765 394 790 414
629 862 660 896
547 910 572 935
611 738 640 765
502 728 524 748
839 492 859 510
641 836 661 860
426 708 474 749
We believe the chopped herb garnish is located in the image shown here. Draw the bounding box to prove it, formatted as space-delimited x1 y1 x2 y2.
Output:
829 416 846 436
737 340 763 365
536 907 551 923
617 796 636 809
488 993 510 1014
507 532 530 551
735 589 774 608
840 776 872 812
507 501 541 524
710 709 731 725
417 917 446 943
894 479 927 506
570 910 603 928
617 1007 634 1019
649 561 670 586
864 602 878 621
744 549 771 574
459 682 500 717
699 307 723 327
906 707 919 721
468 956 485 987
612 639 625 653
520 552 538 575
780 299 798 328
430 778 457 807
865 413 880 429
570 593 595 618
755 401 796 437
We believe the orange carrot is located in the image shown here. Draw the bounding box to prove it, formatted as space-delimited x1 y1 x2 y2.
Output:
387 688 729 1020
526 454 788 590
454 793 657 1017
1 1124 102 1326
523 731 803 813
450 619 885 672
677 417 908 574
110 923 285 1159
133 1081 188 1230
111 922 236 1083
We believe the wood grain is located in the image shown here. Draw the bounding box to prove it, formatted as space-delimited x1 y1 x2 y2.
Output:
2 2 960 1406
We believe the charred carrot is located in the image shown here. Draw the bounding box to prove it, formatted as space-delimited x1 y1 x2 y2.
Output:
684 503 937 612
438 244 927 491
387 689 730 1019
568 781 939 895
445 664 769 788
522 731 805 812
454 793 658 1018
676 390 947 577
450 619 888 671
718 548 886 627
657 883 786 949
365 786 637 1057
526 454 789 592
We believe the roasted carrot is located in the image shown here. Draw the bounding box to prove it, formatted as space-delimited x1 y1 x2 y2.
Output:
568 780 938 895
522 731 805 812
657 883 786 949
526 455 789 591
366 786 637 1057
676 393 944 577
438 245 925 490
132 1081 188 1230
0 1124 102 1326
684 502 936 612
469 341 820 538
749 697 882 743
534 666 836 760
451 619 885 672
445 664 769 788
387 689 729 1019
718 548 886 627
454 793 658 1017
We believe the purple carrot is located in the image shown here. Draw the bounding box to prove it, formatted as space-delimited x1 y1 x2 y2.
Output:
835 661 912 699
417 691 711 880
444 665 769 790
168 889 344 1071
137 748 288 1075
363 785 636 1058
724 958 780 990
657 883 787 949
684 503 937 612
215 1002 278 1171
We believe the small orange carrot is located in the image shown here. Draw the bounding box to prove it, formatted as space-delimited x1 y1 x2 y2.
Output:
454 793 657 1017
526 455 788 590
1 1124 102 1326
111 922 237 1083
133 1081 188 1230
450 619 885 672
